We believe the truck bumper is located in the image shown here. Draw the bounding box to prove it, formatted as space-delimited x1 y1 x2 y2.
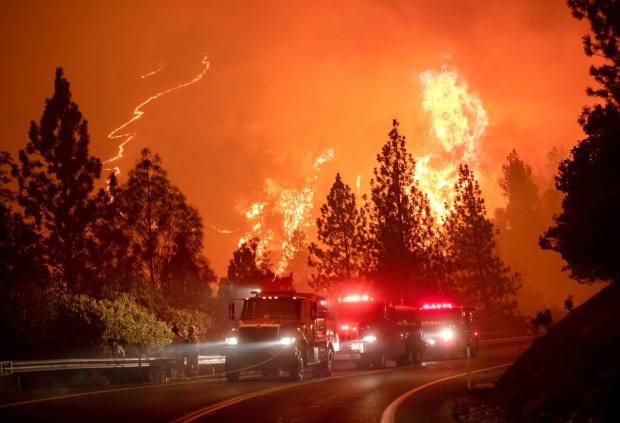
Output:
223 345 298 373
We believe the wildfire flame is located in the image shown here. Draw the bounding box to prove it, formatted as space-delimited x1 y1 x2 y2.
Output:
104 55 210 174
240 149 334 275
417 65 489 218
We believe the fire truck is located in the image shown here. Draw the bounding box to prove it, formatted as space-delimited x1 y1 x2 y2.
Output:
334 295 425 368
223 291 336 382
417 303 480 359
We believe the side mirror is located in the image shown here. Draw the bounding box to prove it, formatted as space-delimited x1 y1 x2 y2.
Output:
229 302 235 321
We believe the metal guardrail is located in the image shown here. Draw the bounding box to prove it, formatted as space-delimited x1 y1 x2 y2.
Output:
0 356 226 376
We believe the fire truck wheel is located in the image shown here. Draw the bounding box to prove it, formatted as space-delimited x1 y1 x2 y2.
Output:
411 349 422 365
289 353 304 381
320 348 334 376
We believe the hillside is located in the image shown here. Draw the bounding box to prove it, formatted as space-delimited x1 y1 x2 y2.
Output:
485 281 620 422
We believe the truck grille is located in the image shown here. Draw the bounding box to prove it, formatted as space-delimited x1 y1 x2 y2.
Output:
238 326 279 343
421 322 443 336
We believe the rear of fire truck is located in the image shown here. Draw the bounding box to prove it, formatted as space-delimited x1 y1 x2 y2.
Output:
223 291 336 382
418 303 480 360
334 295 425 369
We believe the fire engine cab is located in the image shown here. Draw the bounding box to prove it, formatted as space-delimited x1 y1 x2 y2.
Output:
418 303 480 359
223 291 336 382
334 295 425 368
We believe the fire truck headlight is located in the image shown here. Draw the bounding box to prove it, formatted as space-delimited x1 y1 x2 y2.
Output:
280 337 295 345
225 337 238 345
427 339 436 346
362 335 377 343
441 329 453 342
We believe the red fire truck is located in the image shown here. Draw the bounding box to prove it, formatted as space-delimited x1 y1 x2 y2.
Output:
334 295 425 368
417 303 480 359
223 291 336 382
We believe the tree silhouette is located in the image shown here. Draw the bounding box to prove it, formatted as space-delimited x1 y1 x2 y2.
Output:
540 2 620 284
308 173 367 293
12 68 102 294
111 149 213 299
368 119 436 301
496 149 544 235
442 164 520 326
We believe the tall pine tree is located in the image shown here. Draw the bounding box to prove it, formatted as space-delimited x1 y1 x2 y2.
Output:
368 119 436 302
540 1 620 284
111 149 214 304
442 164 520 327
12 68 102 294
308 173 367 293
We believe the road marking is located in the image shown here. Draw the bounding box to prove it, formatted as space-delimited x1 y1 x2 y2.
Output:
168 372 356 423
380 363 513 423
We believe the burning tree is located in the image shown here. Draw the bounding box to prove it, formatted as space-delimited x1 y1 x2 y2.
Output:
308 173 368 293
441 164 520 326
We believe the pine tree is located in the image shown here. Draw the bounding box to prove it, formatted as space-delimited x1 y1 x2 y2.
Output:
227 237 276 290
540 1 620 284
442 164 520 326
308 173 367 293
496 149 544 235
12 68 102 294
368 119 436 301
112 149 214 299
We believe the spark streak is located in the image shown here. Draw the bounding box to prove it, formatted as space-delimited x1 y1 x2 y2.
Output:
105 55 210 174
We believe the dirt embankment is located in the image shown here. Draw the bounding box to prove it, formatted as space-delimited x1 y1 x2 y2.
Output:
451 281 620 422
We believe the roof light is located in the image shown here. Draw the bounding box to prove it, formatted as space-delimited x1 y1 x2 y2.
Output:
422 303 453 309
342 294 373 302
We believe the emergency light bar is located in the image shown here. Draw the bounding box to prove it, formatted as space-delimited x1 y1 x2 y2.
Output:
422 303 453 309
341 294 373 302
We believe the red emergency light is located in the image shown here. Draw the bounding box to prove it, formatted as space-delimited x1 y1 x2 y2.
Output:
422 303 453 309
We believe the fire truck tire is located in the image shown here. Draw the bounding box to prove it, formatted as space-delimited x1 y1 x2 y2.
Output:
320 348 334 376
289 353 304 381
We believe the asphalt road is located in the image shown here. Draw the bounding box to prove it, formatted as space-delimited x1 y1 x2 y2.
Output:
0 338 529 423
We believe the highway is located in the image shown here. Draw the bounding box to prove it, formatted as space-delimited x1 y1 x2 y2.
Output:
0 337 529 423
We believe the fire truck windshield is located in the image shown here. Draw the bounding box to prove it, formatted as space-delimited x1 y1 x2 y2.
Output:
241 298 299 320
338 301 384 320
419 308 461 322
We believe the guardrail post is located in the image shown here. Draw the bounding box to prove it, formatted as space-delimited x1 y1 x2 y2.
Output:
466 344 471 389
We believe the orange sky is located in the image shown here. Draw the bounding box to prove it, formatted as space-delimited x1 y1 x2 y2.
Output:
0 0 602 308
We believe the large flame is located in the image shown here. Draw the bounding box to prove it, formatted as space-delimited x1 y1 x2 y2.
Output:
417 66 488 218
241 149 334 274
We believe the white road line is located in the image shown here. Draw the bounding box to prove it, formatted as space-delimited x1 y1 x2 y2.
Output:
380 363 513 423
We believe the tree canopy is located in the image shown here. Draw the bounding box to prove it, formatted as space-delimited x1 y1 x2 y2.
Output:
442 164 521 325
367 119 437 301
308 173 368 293
540 1 620 284
12 68 103 294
